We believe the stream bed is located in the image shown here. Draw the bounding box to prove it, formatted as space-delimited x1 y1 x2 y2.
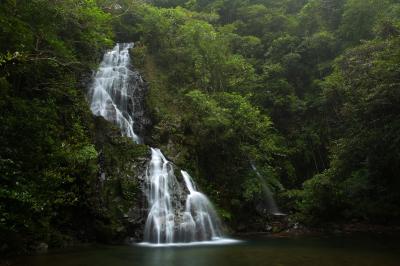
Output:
12 233 400 266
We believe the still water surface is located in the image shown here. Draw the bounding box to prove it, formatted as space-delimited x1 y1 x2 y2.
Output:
14 234 400 266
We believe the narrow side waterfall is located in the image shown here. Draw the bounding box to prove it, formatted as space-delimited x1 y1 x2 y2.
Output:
89 43 230 246
250 163 284 216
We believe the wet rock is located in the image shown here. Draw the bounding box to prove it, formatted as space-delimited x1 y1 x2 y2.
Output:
34 242 48 254
92 113 151 244
124 236 136 245
0 244 8 253
128 68 152 141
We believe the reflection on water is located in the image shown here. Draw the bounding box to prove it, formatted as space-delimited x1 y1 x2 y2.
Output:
139 238 241 247
145 246 221 266
13 234 400 266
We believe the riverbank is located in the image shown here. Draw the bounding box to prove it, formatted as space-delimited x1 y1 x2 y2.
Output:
235 223 400 239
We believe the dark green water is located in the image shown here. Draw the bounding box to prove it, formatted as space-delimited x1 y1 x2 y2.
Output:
13 234 400 266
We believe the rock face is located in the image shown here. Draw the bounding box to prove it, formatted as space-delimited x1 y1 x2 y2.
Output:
34 242 48 254
130 70 152 142
92 116 150 243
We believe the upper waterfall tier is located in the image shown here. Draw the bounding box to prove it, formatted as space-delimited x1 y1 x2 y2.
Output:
88 43 141 143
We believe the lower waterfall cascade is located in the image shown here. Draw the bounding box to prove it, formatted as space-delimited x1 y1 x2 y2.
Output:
88 43 235 245
143 148 225 244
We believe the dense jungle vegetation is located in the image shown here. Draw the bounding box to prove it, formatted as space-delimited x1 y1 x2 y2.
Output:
1 0 400 254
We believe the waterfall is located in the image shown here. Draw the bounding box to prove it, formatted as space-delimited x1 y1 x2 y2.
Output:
143 148 177 243
88 43 140 143
181 170 223 241
143 150 223 244
250 163 284 216
89 43 230 245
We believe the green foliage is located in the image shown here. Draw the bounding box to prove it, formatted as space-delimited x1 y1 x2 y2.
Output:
296 172 340 224
0 0 113 254
313 36 400 222
180 90 288 219
339 0 388 45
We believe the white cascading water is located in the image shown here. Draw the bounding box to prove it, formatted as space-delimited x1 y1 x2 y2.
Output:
143 149 224 244
250 163 285 216
181 170 222 241
89 43 231 246
88 43 140 143
143 148 177 244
